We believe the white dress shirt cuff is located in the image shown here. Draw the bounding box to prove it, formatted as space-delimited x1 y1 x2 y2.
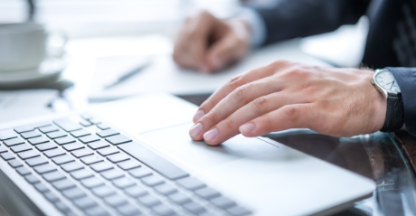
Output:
235 7 266 48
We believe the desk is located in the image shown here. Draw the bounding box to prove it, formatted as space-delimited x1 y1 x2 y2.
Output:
181 94 416 216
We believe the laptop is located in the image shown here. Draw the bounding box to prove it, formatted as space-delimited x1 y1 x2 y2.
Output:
0 93 375 216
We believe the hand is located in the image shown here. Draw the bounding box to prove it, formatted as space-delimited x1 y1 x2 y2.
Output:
173 11 251 73
189 60 387 145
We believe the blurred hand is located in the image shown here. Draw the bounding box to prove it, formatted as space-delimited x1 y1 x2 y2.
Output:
189 60 387 145
173 11 251 73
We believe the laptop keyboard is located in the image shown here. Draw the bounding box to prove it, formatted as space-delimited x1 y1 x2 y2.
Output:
0 115 251 216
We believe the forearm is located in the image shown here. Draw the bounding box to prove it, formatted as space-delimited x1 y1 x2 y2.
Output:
251 0 370 45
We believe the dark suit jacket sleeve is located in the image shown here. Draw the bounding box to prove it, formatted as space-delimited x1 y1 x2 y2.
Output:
387 67 416 136
252 0 370 45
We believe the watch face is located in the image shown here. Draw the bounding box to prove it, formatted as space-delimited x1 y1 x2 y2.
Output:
374 70 401 93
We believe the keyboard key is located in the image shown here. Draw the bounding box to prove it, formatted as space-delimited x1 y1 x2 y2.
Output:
26 156 48 167
80 120 93 127
25 174 40 184
96 129 119 138
8 159 23 168
97 147 119 156
101 169 124 180
89 118 101 124
47 131 67 139
71 130 91 138
120 142 189 180
91 162 113 172
44 148 65 158
88 141 110 150
117 203 142 216
81 155 103 165
154 184 177 195
73 196 97 210
210 196 236 209
118 160 140 170
104 194 127 207
34 164 57 174
72 148 94 158
55 137 76 145
85 206 109 216
92 186 116 197
4 137 25 146
129 167 152 178
106 135 131 145
71 169 94 180
62 187 87 200
152 204 175 216
183 201 206 214
39 126 59 133
52 155 75 165
14 125 34 133
32 121 52 128
18 150 40 159
54 119 82 132
61 162 84 172
52 179 76 190
81 177 105 188
21 130 42 139
0 130 17 140
43 171 66 182
176 177 205 191
34 182 50 193
36 143 57 151
16 166 31 175
28 136 49 145
55 201 71 213
137 194 161 207
81 113 94 120
112 177 135 189
11 144 32 153
63 142 84 151
80 135 100 144
124 185 148 198
96 124 110 130
1 152 15 160
44 192 60 202
141 175 164 187
194 187 220 199
226 205 251 216
0 146 7 153
107 153 129 163
168 193 191 205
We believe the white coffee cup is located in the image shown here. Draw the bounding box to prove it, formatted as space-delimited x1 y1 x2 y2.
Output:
0 22 66 72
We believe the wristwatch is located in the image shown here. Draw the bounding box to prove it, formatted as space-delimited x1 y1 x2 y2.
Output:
372 68 404 132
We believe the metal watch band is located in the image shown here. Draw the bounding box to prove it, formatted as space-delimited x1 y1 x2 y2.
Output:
380 94 404 132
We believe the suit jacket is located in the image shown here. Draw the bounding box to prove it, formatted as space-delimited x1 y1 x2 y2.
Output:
252 0 416 136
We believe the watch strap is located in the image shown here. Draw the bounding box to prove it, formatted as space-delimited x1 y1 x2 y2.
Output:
380 94 404 132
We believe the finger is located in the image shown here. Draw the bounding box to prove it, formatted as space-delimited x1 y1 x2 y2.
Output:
205 35 243 72
239 103 318 137
193 60 292 123
202 92 306 145
190 77 285 140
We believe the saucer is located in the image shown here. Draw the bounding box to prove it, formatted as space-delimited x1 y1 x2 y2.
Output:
0 56 66 88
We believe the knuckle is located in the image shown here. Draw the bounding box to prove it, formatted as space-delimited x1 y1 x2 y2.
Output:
227 75 243 90
253 97 268 113
284 106 300 122
206 110 220 124
232 85 249 102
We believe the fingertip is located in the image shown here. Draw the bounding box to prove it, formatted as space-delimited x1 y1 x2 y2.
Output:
239 123 256 136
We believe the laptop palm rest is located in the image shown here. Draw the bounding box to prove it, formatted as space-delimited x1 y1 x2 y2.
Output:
138 123 375 216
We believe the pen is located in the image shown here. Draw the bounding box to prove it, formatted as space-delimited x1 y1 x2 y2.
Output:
104 59 152 89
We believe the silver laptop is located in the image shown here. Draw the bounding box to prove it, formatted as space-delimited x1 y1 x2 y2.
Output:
0 93 375 216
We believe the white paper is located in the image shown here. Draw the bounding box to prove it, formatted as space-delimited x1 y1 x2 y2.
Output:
88 38 330 101
0 89 58 123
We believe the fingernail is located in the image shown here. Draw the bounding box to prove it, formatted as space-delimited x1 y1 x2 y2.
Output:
189 123 203 138
204 128 218 141
240 123 255 134
193 110 204 122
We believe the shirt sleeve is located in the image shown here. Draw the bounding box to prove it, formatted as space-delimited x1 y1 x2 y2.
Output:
235 8 267 49
387 67 416 136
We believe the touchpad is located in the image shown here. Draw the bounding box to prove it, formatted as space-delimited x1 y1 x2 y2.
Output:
139 122 289 171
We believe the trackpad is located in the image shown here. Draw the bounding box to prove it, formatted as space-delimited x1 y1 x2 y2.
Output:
138 122 297 172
